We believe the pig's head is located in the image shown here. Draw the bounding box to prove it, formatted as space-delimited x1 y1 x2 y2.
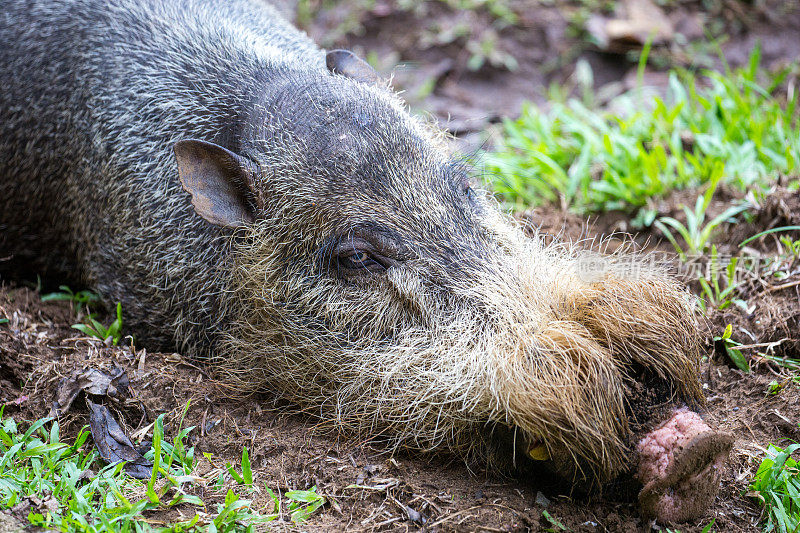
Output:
174 52 731 523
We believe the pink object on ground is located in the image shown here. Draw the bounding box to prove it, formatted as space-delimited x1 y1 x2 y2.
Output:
636 408 733 523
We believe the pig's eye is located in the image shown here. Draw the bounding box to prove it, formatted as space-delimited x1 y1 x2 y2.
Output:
329 233 402 278
455 172 475 201
338 250 386 273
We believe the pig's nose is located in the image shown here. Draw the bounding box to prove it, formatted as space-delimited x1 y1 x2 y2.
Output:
636 409 733 523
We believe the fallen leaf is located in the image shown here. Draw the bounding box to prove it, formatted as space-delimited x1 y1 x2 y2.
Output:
86 399 152 479
53 366 129 415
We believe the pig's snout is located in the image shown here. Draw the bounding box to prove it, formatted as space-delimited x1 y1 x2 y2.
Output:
636 408 733 523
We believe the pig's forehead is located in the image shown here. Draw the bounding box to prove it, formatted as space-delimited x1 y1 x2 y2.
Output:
297 82 432 141
292 109 447 173
315 132 451 187
275 78 454 184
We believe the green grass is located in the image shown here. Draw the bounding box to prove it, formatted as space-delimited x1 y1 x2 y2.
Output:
750 443 800 533
654 167 750 258
484 46 800 215
713 324 748 372
40 285 127 345
696 248 747 314
72 302 125 346
0 410 325 532
41 286 101 311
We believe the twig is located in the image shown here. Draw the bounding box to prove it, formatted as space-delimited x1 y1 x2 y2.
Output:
734 339 788 351
372 516 402 528
427 503 517 529
765 278 800 293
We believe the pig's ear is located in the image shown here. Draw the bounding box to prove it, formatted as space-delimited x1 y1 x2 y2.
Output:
326 49 381 85
173 139 257 229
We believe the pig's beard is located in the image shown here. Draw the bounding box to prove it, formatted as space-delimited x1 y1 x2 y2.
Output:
215 221 704 484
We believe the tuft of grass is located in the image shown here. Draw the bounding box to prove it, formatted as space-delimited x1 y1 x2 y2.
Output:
42 285 128 346
778 235 800 259
225 446 253 489
0 412 163 532
759 354 800 374
285 487 326 524
714 324 748 372
41 285 101 312
541 509 567 531
0 409 325 532
654 165 750 259
767 377 800 396
484 46 800 215
72 302 124 345
750 443 800 533
696 247 747 314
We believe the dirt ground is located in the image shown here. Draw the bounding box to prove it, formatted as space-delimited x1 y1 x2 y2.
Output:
2 1 800 532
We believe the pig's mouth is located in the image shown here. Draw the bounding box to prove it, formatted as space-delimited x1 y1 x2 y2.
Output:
636 408 733 523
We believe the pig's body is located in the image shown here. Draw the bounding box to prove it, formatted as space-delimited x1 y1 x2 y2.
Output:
0 0 731 523
0 0 324 351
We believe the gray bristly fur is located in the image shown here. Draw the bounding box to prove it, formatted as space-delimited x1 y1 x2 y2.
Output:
0 0 705 488
0 0 324 350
